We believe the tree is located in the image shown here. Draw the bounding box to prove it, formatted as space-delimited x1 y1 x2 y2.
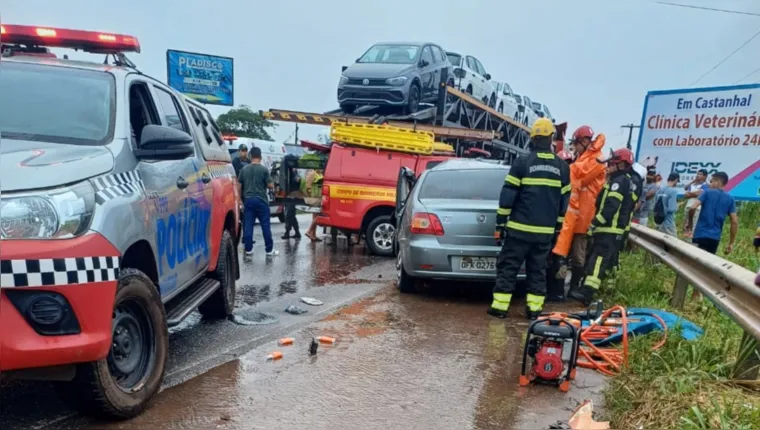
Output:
216 105 277 141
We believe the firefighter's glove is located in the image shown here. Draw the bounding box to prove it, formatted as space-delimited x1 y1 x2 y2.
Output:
555 255 568 280
494 226 506 246
587 224 597 236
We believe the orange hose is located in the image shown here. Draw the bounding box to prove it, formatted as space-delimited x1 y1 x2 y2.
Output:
575 305 668 376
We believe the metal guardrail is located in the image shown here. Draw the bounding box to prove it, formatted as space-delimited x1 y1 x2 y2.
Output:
628 224 760 378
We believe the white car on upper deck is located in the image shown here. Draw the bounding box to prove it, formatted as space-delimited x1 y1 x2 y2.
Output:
512 93 539 128
444 51 497 108
491 80 520 120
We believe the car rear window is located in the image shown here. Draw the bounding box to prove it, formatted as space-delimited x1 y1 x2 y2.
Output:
0 62 115 145
418 168 508 200
446 53 462 66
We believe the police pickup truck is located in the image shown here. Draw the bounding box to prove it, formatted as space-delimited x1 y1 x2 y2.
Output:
0 25 240 419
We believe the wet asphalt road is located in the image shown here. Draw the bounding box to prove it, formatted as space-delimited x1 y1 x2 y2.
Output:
1 216 605 429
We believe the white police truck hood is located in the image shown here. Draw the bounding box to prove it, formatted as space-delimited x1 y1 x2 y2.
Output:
1 138 115 192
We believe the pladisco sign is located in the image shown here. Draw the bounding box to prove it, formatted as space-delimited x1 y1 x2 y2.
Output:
166 49 234 106
636 83 760 201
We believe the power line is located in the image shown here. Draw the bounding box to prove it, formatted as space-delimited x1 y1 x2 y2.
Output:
656 1 760 17
690 28 760 87
733 66 760 84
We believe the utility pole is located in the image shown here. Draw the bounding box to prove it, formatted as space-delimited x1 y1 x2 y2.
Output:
621 123 640 150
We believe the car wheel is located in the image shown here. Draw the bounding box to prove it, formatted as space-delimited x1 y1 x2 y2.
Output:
58 268 168 419
365 215 395 256
497 103 504 114
489 94 496 108
405 83 421 114
340 104 356 114
465 85 473 96
396 249 417 294
199 230 236 319
446 79 456 104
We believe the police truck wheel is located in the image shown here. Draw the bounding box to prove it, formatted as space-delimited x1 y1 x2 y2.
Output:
396 249 417 294
366 215 395 257
199 230 237 318
60 268 168 419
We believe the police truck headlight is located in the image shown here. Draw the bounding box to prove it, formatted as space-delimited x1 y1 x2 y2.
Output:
339 75 349 85
0 182 95 240
385 76 408 86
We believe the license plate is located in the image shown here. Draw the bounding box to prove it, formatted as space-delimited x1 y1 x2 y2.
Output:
459 257 496 271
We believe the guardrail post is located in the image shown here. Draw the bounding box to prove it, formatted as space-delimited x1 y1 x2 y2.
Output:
670 274 689 309
733 331 760 380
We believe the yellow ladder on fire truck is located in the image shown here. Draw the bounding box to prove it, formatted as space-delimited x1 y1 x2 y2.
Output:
330 122 435 155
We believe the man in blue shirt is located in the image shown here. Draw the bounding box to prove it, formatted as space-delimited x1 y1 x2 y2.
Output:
692 171 738 255
654 173 680 236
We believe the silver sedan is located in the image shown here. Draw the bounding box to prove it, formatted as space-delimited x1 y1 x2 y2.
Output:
394 159 526 293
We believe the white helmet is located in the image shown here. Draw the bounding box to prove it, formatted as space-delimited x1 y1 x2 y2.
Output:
633 162 647 179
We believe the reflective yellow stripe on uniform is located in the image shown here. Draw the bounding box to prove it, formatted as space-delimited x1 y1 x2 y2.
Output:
491 293 512 311
583 256 605 290
505 175 521 187
557 217 565 223
507 221 555 235
537 153 555 159
595 214 606 224
595 227 625 235
522 178 561 187
608 192 624 201
497 208 512 216
526 294 545 312
561 184 571 194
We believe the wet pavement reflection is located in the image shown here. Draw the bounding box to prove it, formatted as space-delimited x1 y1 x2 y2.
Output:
84 284 605 430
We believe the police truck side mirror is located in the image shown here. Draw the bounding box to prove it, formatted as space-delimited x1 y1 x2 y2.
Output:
135 125 195 160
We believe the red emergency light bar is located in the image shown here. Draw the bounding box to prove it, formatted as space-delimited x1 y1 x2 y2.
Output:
222 134 238 141
0 24 140 54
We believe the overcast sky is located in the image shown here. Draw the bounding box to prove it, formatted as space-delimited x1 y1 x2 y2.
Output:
5 0 758 151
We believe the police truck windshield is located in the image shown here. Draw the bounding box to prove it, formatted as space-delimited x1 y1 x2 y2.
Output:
0 62 115 145
419 169 508 200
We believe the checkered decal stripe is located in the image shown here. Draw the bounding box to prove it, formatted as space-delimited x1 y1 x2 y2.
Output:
93 171 145 205
208 164 234 179
0 257 120 288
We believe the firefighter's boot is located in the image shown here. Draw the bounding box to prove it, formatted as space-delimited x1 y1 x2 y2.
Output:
488 293 511 319
567 266 584 295
487 308 508 319
525 307 542 320
569 284 597 306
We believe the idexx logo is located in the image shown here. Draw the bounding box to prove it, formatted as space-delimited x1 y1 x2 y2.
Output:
156 197 211 277
670 161 722 176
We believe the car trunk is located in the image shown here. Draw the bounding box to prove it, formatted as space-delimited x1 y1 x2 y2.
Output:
419 199 498 247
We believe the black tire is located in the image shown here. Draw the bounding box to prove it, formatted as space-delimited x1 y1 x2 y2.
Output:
199 230 236 319
58 268 168 419
396 249 417 294
340 104 356 114
489 94 496 108
405 83 421 114
497 103 504 114
365 215 395 257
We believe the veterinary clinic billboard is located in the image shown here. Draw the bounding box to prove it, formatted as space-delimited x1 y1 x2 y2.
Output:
167 49 234 106
636 83 760 201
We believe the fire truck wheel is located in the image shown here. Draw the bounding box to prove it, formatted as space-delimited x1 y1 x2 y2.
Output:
366 215 395 257
199 230 237 318
58 268 168 419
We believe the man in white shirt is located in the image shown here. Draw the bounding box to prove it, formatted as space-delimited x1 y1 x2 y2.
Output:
683 169 708 238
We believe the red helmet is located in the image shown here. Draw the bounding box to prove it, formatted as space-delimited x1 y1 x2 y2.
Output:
608 148 634 166
571 125 594 142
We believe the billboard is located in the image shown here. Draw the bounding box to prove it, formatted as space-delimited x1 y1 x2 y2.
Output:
166 49 234 106
636 83 760 201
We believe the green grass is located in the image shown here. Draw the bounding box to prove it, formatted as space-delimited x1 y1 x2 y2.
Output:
599 202 760 429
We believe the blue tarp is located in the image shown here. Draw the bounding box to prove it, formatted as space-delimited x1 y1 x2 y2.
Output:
581 308 703 346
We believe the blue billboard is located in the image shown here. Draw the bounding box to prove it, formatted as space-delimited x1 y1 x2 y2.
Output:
166 49 234 106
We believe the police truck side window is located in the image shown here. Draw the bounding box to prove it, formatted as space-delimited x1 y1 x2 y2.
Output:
154 87 188 132
129 82 160 145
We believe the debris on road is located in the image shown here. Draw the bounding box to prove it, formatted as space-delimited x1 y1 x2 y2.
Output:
278 338 294 346
309 338 319 355
266 351 284 361
317 336 336 344
285 305 308 315
548 400 609 429
301 297 324 306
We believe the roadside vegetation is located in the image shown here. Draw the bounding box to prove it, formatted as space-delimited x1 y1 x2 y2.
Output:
600 202 760 429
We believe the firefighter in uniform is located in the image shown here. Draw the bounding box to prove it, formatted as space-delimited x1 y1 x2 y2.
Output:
570 148 636 305
489 118 571 320
613 162 645 267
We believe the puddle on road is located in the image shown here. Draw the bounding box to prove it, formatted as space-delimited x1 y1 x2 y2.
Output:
228 311 279 326
87 285 601 430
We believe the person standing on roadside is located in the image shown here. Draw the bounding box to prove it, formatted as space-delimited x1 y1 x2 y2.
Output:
282 168 302 240
232 144 250 177
691 171 738 300
633 168 659 226
551 125 607 300
653 173 680 236
683 169 709 237
488 118 571 320
239 146 280 257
